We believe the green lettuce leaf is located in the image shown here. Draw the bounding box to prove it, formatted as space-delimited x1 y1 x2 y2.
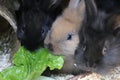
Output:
0 47 64 80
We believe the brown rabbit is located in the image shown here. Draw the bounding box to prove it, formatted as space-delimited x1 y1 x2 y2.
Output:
44 0 86 74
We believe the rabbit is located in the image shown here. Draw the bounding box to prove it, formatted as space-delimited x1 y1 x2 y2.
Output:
16 0 69 51
75 0 120 77
75 29 120 77
101 12 120 68
44 0 86 74
75 0 120 67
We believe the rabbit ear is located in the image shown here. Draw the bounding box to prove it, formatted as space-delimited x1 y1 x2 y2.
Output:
68 0 81 9
62 0 85 24
68 0 85 12
85 0 97 22
50 0 61 8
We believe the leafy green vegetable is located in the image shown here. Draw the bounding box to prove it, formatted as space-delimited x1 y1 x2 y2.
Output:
0 47 64 80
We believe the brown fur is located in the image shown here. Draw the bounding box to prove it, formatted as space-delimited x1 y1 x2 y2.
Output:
45 0 120 78
44 0 86 74
107 13 120 30
115 15 120 27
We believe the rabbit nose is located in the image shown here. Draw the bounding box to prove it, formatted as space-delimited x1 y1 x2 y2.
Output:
86 60 95 68
44 43 53 51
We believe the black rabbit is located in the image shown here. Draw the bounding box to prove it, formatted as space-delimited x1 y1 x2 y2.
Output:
16 0 68 51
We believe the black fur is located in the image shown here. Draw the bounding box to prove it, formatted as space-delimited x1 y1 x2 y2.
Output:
16 0 67 51
95 0 120 13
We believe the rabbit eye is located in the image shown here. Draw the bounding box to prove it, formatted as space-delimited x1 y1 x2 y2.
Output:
41 28 45 34
20 27 25 35
102 47 107 55
67 34 72 40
